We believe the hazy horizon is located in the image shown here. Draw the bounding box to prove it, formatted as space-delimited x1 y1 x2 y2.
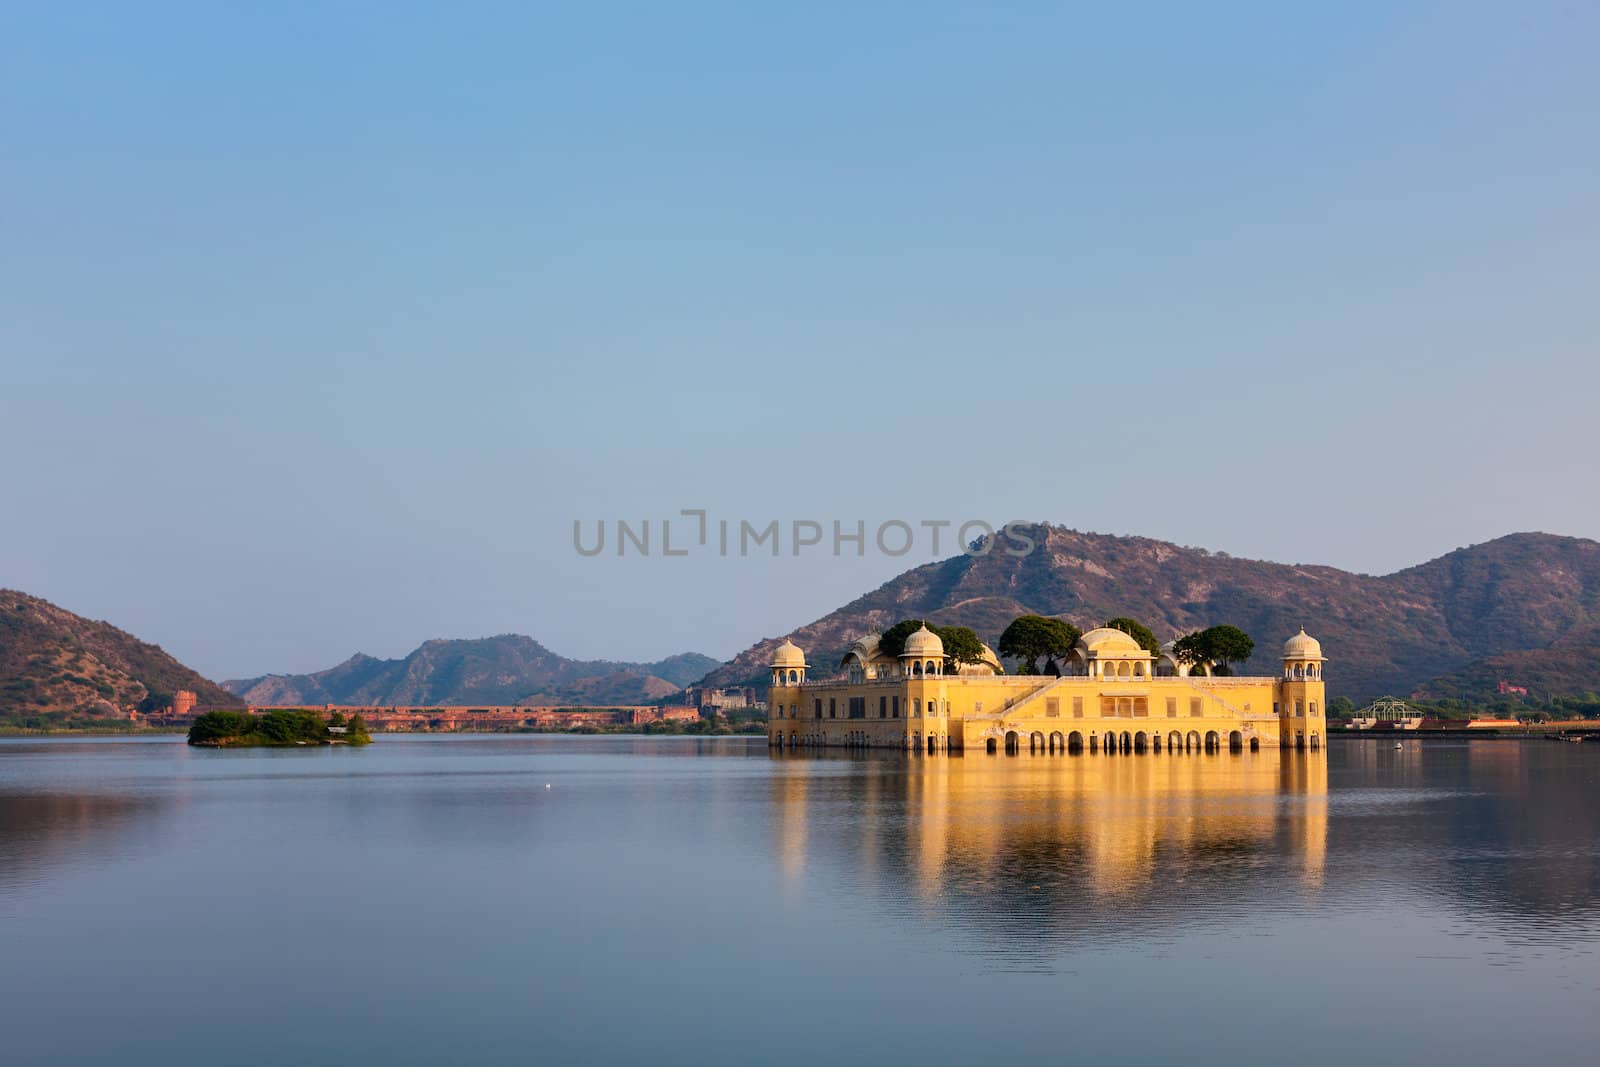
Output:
221 523 1580 678
4 523 1582 680
5 3 1599 678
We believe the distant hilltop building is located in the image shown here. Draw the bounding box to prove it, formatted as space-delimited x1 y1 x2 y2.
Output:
768 626 1327 754
686 686 760 714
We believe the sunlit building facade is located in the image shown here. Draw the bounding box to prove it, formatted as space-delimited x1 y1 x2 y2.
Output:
767 625 1327 754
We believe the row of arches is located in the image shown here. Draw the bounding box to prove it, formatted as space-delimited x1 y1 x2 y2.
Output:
768 732 951 751
770 729 1320 752
1050 658 1153 679
1092 659 1149 679
979 729 1323 754
988 729 1252 755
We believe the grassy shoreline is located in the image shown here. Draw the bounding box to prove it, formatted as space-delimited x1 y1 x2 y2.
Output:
0 722 770 739
0 724 187 737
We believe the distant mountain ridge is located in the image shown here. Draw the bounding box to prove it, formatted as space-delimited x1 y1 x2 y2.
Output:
695 528 1600 704
0 590 242 716
224 635 720 708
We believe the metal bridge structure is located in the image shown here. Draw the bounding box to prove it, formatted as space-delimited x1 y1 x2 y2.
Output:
1359 698 1419 722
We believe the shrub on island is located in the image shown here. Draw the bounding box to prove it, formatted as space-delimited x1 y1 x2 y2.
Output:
188 709 372 747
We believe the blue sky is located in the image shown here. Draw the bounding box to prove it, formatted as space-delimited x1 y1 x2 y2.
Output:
3 2 1598 678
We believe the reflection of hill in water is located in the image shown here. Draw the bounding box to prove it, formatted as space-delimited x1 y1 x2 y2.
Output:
0 791 163 895
770 742 1600 952
771 752 1328 954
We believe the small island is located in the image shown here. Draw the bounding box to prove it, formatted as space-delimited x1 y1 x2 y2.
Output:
188 709 372 747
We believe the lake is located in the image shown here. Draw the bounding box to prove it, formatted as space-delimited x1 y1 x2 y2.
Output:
2 735 1597 1065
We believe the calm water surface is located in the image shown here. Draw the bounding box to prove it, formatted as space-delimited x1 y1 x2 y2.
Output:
2 735 1597 1065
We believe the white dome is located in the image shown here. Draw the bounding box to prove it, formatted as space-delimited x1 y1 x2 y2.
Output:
769 639 808 669
1283 628 1323 660
902 623 944 658
1077 627 1144 656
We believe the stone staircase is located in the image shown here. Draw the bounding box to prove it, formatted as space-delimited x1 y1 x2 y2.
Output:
1170 674 1269 721
976 675 1074 722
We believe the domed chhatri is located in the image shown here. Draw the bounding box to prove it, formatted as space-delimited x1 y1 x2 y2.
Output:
768 638 808 688
899 623 946 677
769 638 808 669
1072 626 1154 680
1283 628 1323 661
838 629 1002 682
902 623 944 659
1076 627 1144 655
1281 628 1324 682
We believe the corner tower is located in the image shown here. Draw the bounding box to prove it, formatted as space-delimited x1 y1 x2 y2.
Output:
1278 629 1326 750
767 639 807 748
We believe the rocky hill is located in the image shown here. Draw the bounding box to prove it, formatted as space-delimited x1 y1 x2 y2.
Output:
0 590 242 717
224 636 719 708
1413 623 1600 702
695 528 1600 704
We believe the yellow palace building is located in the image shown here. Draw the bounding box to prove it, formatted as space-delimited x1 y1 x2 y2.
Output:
766 625 1327 755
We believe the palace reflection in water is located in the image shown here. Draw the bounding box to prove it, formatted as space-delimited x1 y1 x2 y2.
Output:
769 740 1600 955
771 749 1327 942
